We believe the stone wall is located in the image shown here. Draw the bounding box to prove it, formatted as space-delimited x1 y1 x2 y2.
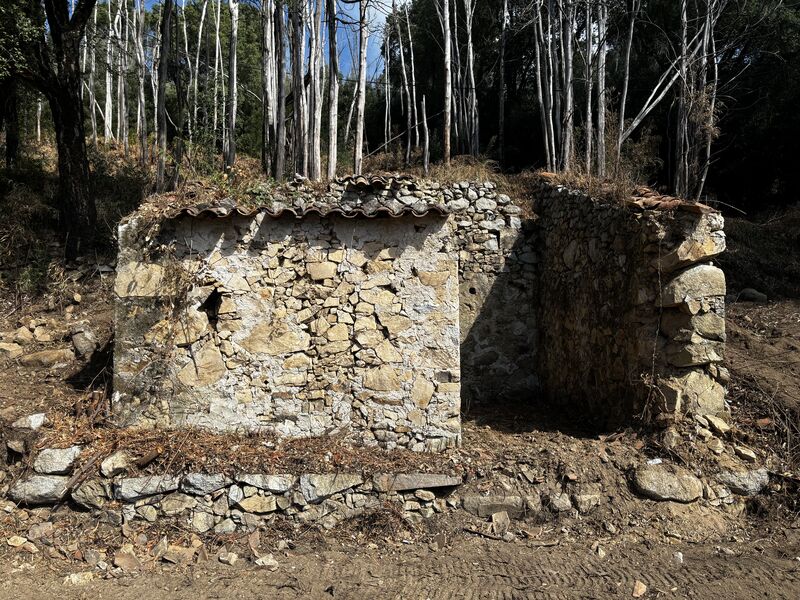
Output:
114 211 461 452
533 179 727 423
447 182 538 407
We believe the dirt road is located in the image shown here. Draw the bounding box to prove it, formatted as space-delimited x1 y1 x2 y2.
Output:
2 537 799 600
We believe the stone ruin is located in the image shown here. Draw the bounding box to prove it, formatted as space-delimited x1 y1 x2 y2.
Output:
113 174 728 448
2 173 734 534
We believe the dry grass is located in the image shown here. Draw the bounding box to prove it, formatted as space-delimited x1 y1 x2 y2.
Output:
34 412 458 479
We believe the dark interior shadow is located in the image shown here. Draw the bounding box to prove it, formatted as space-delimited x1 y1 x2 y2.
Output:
458 219 621 438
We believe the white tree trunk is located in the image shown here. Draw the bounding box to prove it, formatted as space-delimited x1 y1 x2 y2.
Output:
104 0 115 143
584 0 593 174
326 0 339 179
290 0 308 176
353 0 369 175
441 0 451 165
88 4 98 146
308 0 323 180
596 0 607 178
616 0 640 169
393 1 412 164
421 94 429 174
561 1 574 171
225 0 239 172
134 0 147 165
404 2 419 148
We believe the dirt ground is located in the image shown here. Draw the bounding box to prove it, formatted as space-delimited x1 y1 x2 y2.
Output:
2 534 800 600
2 209 800 598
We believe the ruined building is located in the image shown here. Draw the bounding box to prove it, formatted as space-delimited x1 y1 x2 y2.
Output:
113 174 727 450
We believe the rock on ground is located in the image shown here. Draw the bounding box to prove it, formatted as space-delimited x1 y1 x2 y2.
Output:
8 475 69 504
33 446 82 475
632 463 703 503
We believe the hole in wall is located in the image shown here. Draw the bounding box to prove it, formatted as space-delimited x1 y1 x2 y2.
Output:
469 287 477 295
199 288 223 328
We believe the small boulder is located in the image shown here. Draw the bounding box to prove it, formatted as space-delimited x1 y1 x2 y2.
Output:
71 479 109 509
632 463 703 503
0 342 23 360
114 475 180 501
33 446 82 475
8 475 69 504
100 450 133 478
12 327 34 345
20 349 75 368
11 413 49 430
716 467 768 496
71 329 97 357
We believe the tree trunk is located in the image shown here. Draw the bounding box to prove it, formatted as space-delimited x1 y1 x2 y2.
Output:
561 1 574 171
421 95 429 174
225 0 239 173
275 0 287 178
308 0 323 180
89 5 98 146
584 0 593 175
194 0 210 147
134 0 147 165
464 0 478 156
675 0 689 197
498 0 507 166
3 80 20 169
393 0 412 164
616 0 639 171
596 0 607 178
404 3 419 148
104 0 114 144
326 0 339 179
261 0 275 174
441 0 451 165
290 0 308 176
156 0 173 191
353 0 369 175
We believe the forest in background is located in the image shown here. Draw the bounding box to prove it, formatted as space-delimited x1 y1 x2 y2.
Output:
0 0 799 257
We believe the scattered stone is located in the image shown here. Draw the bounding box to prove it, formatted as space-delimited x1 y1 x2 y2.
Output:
716 468 768 496
71 329 97 356
299 474 363 503
214 518 236 534
632 580 648 598
415 490 436 502
572 485 603 514
734 445 757 463
11 413 49 430
162 545 196 565
547 491 573 512
7 535 27 548
0 342 24 360
100 451 133 478
33 446 82 475
63 572 96 585
632 463 703 503
12 327 34 345
9 475 69 504
192 511 216 533
219 551 239 566
707 438 725 455
491 511 511 536
705 414 730 435
113 546 142 571
255 553 279 570
20 349 75 368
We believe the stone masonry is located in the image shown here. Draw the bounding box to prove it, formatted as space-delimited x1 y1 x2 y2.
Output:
533 177 727 423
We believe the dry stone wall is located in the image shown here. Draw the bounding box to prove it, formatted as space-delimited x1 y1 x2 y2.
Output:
533 179 727 423
114 211 461 452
